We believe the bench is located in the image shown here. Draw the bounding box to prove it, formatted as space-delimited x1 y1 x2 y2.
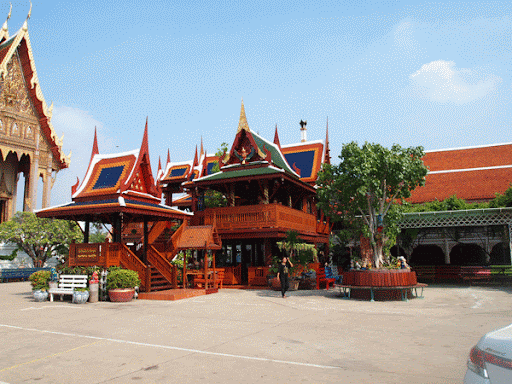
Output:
460 266 491 285
48 275 88 302
193 269 224 289
338 283 428 302
316 267 336 290
0 268 50 282
412 266 436 283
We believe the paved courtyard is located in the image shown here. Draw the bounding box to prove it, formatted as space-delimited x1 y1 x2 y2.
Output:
1 282 512 383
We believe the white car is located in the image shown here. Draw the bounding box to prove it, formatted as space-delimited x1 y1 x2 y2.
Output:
464 323 512 384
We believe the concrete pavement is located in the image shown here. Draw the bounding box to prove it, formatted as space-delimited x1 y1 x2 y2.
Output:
1 282 512 383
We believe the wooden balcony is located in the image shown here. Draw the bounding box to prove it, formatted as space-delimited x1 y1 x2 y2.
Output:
191 203 329 235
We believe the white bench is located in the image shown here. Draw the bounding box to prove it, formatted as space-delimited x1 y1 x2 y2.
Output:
48 275 88 302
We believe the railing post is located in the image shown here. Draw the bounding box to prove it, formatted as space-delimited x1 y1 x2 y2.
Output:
145 265 152 292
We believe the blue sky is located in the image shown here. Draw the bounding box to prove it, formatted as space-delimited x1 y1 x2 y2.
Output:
4 1 512 208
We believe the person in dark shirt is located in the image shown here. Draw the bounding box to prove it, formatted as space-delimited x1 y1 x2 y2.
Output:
277 256 293 298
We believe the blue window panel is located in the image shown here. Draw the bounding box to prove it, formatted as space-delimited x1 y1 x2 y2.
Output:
284 150 315 178
93 166 125 189
169 167 188 178
207 162 217 174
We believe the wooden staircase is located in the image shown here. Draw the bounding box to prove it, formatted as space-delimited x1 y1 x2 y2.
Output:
117 221 188 292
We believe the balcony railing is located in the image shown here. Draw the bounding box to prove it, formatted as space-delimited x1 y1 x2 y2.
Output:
191 203 328 234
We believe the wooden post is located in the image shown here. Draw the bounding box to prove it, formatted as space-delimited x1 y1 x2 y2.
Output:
143 217 148 264
213 251 217 289
84 221 90 243
204 246 208 289
182 252 187 289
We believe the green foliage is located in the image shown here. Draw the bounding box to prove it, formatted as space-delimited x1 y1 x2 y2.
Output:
89 222 108 243
317 142 427 267
490 185 512 208
106 269 141 290
203 143 229 208
0 212 83 266
171 250 192 269
0 248 17 261
29 270 51 291
405 195 489 213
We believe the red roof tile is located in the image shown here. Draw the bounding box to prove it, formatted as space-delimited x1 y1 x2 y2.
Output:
424 144 512 172
409 167 512 203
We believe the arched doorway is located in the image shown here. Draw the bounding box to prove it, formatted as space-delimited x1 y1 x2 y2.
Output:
450 243 486 265
489 242 511 265
410 245 445 265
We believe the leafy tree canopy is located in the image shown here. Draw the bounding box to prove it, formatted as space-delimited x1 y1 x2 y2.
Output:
317 141 427 268
0 212 83 266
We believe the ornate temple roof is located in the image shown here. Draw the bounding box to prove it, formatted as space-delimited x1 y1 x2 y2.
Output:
409 143 512 203
0 13 70 169
157 101 330 205
38 121 190 221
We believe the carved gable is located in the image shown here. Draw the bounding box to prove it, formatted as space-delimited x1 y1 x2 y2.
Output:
0 52 35 118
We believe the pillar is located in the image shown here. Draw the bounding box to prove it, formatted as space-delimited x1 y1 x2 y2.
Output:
84 221 90 243
41 167 52 209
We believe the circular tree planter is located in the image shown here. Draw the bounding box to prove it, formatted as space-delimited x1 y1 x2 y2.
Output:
341 269 417 301
108 288 135 302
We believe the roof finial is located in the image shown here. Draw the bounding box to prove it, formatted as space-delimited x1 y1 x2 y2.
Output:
324 117 330 165
166 148 171 164
1 3 12 37
273 124 282 150
237 98 250 133
22 2 32 31
200 136 204 157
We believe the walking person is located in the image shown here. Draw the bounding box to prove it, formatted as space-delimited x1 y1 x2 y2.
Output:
277 256 293 298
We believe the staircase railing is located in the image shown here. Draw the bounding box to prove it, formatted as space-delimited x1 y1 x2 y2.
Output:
108 243 148 291
147 245 178 288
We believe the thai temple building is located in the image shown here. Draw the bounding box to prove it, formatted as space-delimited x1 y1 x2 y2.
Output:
0 8 69 222
157 101 331 284
401 143 512 267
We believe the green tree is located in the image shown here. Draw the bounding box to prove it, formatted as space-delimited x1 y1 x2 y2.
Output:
317 142 427 268
490 184 512 208
204 142 229 208
89 222 109 243
0 212 83 266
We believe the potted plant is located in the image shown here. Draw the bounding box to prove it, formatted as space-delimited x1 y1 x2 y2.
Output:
106 269 141 302
29 270 51 302
72 287 90 304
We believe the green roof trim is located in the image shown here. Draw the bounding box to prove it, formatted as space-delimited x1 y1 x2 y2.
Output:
196 166 283 182
251 132 298 177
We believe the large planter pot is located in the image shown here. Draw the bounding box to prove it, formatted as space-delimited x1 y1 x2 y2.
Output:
33 290 48 302
73 291 89 304
108 288 135 302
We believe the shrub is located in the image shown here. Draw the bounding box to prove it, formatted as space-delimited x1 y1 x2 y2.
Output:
106 269 141 290
29 270 51 291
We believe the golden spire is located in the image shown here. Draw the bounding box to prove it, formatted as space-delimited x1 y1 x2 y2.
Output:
1 3 12 38
237 98 250 133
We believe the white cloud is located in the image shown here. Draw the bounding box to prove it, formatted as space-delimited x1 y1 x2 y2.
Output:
409 60 501 104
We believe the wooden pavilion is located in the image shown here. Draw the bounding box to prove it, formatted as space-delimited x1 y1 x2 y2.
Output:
158 101 331 285
36 121 222 292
